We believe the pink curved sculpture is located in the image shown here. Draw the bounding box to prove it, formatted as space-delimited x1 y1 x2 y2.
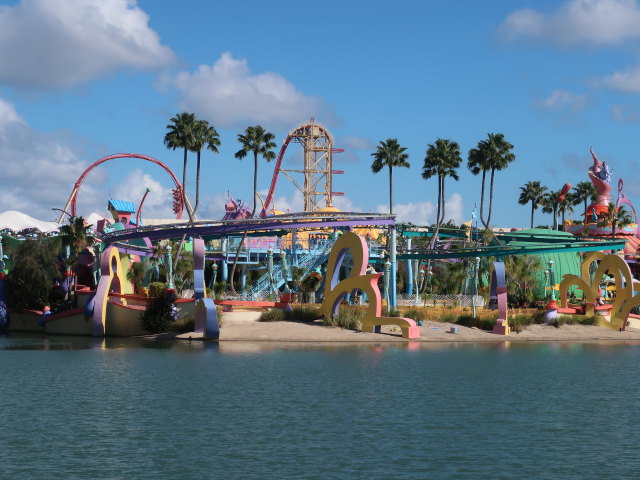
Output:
589 147 612 209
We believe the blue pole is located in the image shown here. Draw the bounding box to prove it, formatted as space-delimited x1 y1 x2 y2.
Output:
390 226 397 308
405 237 413 294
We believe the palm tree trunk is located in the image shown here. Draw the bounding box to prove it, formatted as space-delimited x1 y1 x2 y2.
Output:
439 176 446 224
429 176 444 249
389 165 393 215
479 170 488 228
182 147 194 222
486 168 495 227
229 152 259 294
530 202 535 228
193 149 201 216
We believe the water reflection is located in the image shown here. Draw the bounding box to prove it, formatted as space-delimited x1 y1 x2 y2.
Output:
2 332 640 353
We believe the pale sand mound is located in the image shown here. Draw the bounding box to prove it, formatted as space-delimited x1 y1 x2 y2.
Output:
175 313 640 343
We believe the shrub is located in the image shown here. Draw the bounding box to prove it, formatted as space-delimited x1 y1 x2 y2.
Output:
171 316 195 333
259 309 284 322
6 238 59 310
140 286 176 334
403 308 426 321
323 306 363 330
284 306 321 322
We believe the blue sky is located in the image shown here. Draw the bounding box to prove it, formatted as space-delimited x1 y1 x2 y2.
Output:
2 0 640 228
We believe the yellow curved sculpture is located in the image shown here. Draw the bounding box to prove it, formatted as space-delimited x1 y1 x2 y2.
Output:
318 231 420 339
92 246 130 336
559 252 636 330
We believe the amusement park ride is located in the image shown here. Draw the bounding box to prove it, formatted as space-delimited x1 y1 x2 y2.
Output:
7 116 633 339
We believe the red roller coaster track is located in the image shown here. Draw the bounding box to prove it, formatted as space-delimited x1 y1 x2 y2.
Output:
260 122 342 217
59 153 184 223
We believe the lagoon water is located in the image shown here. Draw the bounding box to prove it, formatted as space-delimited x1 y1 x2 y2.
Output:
1 335 640 479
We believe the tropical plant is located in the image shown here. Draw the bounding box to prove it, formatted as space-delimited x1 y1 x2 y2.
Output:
572 181 597 221
164 112 197 220
5 238 60 310
126 261 146 293
518 181 547 228
228 126 277 293
504 255 542 307
541 189 561 230
597 204 634 239
371 138 410 215
58 216 91 261
467 133 516 228
558 195 574 228
140 285 176 334
422 138 462 247
191 120 220 216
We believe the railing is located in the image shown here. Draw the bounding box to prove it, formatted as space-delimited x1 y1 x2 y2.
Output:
397 293 485 307
248 239 335 296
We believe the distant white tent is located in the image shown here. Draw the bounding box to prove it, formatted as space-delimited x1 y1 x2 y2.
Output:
0 210 59 233
85 212 106 229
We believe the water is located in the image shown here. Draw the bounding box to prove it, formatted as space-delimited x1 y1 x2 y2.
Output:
1 335 640 479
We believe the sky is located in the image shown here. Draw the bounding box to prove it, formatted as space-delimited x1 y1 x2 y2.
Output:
2 0 640 228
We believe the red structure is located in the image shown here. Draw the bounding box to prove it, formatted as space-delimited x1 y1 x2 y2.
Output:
58 153 184 223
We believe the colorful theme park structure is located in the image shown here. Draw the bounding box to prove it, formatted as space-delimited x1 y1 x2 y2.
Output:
0 128 638 338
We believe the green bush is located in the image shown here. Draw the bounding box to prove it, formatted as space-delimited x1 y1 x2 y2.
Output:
259 309 284 322
170 316 195 333
140 286 175 333
284 306 321 322
403 308 426 321
6 238 59 310
556 315 598 327
323 306 363 330
454 314 496 331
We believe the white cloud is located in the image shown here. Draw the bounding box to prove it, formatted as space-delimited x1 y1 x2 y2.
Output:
0 0 176 89
601 66 640 92
341 136 374 151
375 193 464 226
534 90 588 112
0 96 107 220
611 103 640 121
500 0 640 47
168 52 337 130
111 169 174 220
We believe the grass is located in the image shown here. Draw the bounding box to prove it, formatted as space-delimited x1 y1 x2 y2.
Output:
285 306 322 322
259 309 285 322
323 306 364 330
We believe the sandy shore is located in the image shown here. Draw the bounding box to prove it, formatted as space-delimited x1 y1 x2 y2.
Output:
174 311 640 344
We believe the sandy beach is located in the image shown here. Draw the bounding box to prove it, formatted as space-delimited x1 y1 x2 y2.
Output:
174 311 640 344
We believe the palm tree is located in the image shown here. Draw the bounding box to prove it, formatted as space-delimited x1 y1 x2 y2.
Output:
518 181 547 228
541 189 561 230
191 120 220 216
229 126 277 293
598 204 633 239
59 216 91 259
572 181 597 221
422 138 462 248
558 195 574 228
371 138 410 215
467 133 516 228
235 125 277 217
164 112 197 221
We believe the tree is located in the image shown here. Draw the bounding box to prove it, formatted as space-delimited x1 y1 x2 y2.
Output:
6 238 60 310
541 189 561 230
229 126 277 293
371 138 410 215
423 138 462 248
598 204 633 239
191 120 220 216
164 112 197 221
518 181 547 228
234 125 277 217
467 133 516 228
572 181 597 221
58 216 91 261
558 195 574 228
